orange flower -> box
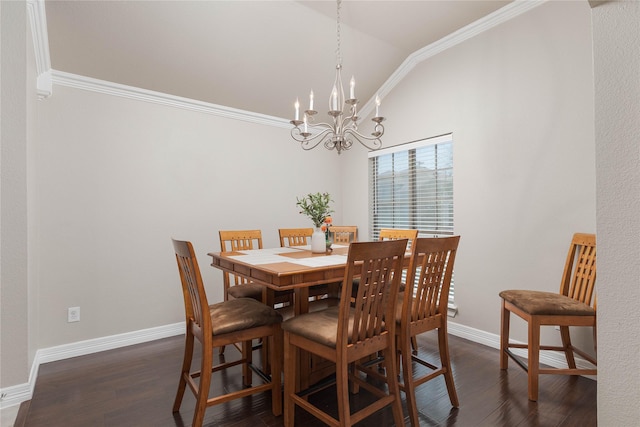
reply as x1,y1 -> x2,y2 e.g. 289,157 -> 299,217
321,224 -> 327,232
324,216 -> 333,225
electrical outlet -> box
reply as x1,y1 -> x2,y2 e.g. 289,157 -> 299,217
68,306 -> 80,322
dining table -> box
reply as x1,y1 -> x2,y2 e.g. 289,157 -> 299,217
209,244 -> 353,387
209,244 -> 351,316
208,243 -> 411,388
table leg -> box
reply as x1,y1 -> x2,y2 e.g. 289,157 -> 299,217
294,287 -> 312,390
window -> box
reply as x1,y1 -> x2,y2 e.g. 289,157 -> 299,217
368,133 -> 456,314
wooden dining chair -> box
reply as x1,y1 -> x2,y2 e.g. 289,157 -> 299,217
282,239 -> 408,427
171,238 -> 283,427
278,227 -> 313,247
351,228 -> 418,296
378,227 -> 418,248
396,236 -> 460,427
330,225 -> 358,245
499,232 -> 597,401
354,228 -> 420,358
219,229 -> 265,302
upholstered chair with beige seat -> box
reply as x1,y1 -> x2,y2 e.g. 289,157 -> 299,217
219,229 -> 266,302
282,239 -> 408,427
499,232 -> 597,401
171,238 -> 283,427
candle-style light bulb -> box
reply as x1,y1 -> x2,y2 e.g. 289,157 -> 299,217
309,90 -> 314,111
375,94 -> 381,117
350,76 -> 355,99
331,86 -> 338,111
303,114 -> 308,133
295,98 -> 300,121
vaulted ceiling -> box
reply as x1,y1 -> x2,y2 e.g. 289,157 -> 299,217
44,1 -> 513,120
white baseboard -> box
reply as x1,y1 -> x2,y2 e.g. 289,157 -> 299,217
448,321 -> 597,375
0,319 -> 595,412
0,322 -> 184,410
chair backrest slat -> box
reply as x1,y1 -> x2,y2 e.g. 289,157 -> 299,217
340,240 -> 407,346
561,233 -> 596,306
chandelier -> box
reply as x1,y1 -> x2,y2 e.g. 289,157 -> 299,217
290,0 -> 385,155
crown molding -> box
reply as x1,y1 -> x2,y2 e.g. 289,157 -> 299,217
34,1 -> 545,127
33,0 -> 548,124
26,0 -> 52,98
367,0 -> 547,115
52,70 -> 291,128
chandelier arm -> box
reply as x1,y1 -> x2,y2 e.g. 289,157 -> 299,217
303,131 -> 336,151
343,127 -> 383,151
291,126 -> 335,150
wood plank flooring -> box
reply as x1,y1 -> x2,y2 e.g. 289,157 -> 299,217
21,332 -> 596,426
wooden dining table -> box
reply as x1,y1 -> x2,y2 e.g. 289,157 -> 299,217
208,244 -> 351,316
209,244 -> 357,387
209,243 -> 413,388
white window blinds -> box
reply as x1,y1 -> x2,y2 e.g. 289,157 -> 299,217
368,133 -> 456,313
368,134 -> 453,238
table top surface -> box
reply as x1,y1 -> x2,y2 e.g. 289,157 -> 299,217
208,245 -> 351,289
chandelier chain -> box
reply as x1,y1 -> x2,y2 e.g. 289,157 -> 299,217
336,0 -> 341,65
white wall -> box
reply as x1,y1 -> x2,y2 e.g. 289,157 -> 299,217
7,3 -> 639,423
343,0 -> 596,350
592,1 -> 640,425
1,0 -> 31,390
33,84 -> 345,348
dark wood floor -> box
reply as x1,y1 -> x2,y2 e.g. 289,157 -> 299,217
21,332 -> 596,427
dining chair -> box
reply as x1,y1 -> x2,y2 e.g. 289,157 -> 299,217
282,239 -> 408,427
499,232 -> 597,401
171,238 -> 283,427
220,229 -> 294,304
330,225 -> 358,245
278,227 -> 313,247
219,229 -> 265,302
352,228 -> 418,296
378,227 -> 418,248
219,229 -> 293,358
376,228 -> 420,353
395,236 -> 460,427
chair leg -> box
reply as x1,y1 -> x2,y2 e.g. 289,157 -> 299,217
382,345 -> 405,427
192,344 -> 213,427
499,300 -> 510,370
438,326 -> 459,407
283,332 -> 297,427
335,355 -> 352,427
528,318 -> 541,401
242,340 -> 253,387
400,334 -> 420,427
173,331 -> 194,412
559,326 -> 577,369
270,329 -> 283,416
